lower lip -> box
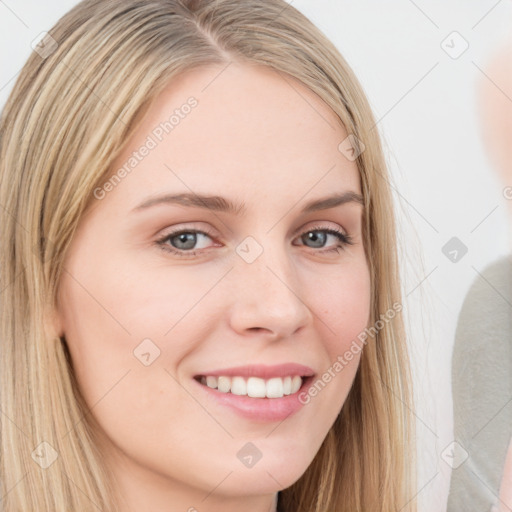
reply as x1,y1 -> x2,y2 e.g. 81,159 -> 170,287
193,376 -> 315,422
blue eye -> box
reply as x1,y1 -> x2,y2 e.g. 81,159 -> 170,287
165,231 -> 209,251
156,228 -> 217,257
298,227 -> 353,252
156,225 -> 353,258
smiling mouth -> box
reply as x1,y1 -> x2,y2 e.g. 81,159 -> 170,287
193,374 -> 308,399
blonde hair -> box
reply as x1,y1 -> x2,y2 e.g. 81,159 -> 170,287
0,1 -> 417,510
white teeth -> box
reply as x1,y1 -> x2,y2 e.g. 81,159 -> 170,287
283,376 -> 292,395
206,376 -> 217,388
231,376 -> 246,395
217,376 -> 231,393
247,377 -> 267,398
200,375 -> 304,398
265,377 -> 283,398
291,376 -> 302,394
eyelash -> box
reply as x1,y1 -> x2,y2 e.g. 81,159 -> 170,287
155,224 -> 354,258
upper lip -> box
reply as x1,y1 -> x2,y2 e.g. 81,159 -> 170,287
195,363 -> 315,380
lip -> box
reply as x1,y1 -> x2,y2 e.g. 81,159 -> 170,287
193,363 -> 315,380
192,365 -> 316,423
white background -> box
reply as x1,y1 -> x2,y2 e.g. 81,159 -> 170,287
2,1 -> 511,511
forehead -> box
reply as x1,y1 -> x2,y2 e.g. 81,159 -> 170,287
102,62 -> 361,211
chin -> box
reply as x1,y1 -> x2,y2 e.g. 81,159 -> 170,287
220,451 -> 313,495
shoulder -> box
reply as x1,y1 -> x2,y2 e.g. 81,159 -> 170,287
455,255 -> 512,338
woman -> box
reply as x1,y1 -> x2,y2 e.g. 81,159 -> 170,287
0,1 -> 416,510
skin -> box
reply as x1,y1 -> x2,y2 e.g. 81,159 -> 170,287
53,62 -> 371,512
477,38 -> 512,222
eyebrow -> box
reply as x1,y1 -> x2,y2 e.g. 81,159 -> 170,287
131,190 -> 364,215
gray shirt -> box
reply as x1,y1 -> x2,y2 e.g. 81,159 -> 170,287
447,256 -> 512,511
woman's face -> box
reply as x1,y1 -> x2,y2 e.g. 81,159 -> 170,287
55,62 -> 371,510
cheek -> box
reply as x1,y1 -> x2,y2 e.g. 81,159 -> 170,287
291,258 -> 370,403
94,254 -> 224,339
290,261 -> 371,460
311,261 -> 371,353
56,272 -> 134,411
57,269 -> 200,455
56,254 -> 218,408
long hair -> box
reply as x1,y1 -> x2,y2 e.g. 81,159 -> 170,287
0,1 -> 417,510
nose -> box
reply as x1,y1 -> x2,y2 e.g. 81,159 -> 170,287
227,242 -> 314,340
